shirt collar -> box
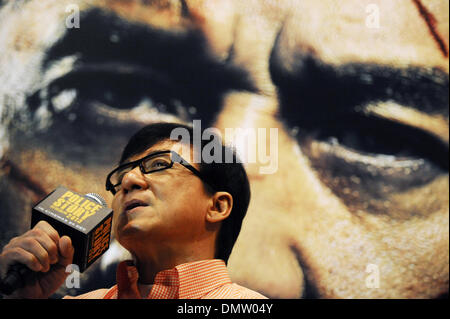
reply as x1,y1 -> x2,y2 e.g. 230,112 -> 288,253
114,259 -> 231,299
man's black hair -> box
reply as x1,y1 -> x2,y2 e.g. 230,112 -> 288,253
119,122 -> 251,264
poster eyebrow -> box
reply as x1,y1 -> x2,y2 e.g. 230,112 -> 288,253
275,56 -> 449,115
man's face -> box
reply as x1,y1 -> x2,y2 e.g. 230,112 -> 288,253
111,141 -> 210,252
0,0 -> 448,298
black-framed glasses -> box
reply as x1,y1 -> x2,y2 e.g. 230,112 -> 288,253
105,150 -> 216,195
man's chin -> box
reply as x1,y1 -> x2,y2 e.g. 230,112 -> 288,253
116,220 -> 159,245
116,221 -> 143,243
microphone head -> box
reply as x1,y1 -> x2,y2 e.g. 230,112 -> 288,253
84,193 -> 107,207
31,186 -> 113,272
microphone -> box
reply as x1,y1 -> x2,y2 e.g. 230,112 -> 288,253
0,186 -> 113,295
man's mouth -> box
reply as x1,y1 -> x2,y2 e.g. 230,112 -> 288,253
123,199 -> 149,213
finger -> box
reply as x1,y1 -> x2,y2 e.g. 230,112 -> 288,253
57,236 -> 74,267
33,233 -> 59,265
32,221 -> 60,245
19,237 -> 51,272
1,247 -> 43,272
18,228 -> 58,265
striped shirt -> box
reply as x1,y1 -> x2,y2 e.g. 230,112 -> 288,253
64,259 -> 267,299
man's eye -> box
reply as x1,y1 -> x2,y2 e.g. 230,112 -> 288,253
153,161 -> 167,167
148,159 -> 171,170
294,112 -> 448,170
48,72 -> 186,114
27,70 -> 196,126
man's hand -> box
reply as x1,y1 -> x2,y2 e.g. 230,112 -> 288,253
0,221 -> 74,298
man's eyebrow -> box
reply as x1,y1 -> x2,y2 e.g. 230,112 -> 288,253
334,62 -> 449,115
123,149 -> 169,163
272,55 -> 449,117
42,7 -> 254,92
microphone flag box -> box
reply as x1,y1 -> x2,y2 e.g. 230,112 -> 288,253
31,186 -> 113,272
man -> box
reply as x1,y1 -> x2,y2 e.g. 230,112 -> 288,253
0,122 -> 266,299
0,0 -> 448,298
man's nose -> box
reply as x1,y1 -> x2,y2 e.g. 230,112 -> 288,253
121,166 -> 148,193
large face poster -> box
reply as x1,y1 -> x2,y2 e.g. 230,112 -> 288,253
0,0 -> 448,299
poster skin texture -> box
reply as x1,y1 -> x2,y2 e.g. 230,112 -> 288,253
0,0 -> 448,298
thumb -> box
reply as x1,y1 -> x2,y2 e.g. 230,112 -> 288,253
57,236 -> 74,267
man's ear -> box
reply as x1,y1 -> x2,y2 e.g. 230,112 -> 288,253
206,192 -> 233,223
